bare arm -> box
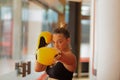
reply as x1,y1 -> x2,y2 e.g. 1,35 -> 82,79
55,52 -> 76,65
60,52 -> 76,65
55,52 -> 77,72
34,61 -> 47,72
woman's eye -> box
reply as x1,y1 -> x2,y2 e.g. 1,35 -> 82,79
58,41 -> 62,43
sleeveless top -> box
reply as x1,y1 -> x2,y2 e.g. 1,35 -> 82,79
46,62 -> 73,80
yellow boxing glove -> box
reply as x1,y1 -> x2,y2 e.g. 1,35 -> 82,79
36,47 -> 59,66
35,31 -> 52,60
37,31 -> 52,49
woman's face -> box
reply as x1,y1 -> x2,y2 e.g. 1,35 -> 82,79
52,33 -> 70,51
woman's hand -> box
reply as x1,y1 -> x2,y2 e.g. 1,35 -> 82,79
54,52 -> 62,61
34,61 -> 47,72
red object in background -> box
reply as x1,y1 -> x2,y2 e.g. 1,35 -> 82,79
80,57 -> 89,63
0,20 -> 13,57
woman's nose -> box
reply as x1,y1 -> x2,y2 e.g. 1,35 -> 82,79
54,43 -> 58,48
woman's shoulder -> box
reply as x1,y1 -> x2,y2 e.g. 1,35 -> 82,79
63,51 -> 77,72
68,51 -> 76,59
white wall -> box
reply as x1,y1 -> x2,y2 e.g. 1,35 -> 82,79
90,0 -> 120,80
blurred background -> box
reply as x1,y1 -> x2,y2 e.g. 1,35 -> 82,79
0,0 -> 90,79
0,0 -> 119,80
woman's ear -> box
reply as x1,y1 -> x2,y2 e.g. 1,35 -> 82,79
67,38 -> 71,43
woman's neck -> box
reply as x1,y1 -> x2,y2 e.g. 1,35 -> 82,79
62,47 -> 71,53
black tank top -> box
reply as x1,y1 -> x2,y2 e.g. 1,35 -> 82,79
46,62 -> 73,80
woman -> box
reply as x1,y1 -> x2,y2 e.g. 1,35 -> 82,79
35,27 -> 77,80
